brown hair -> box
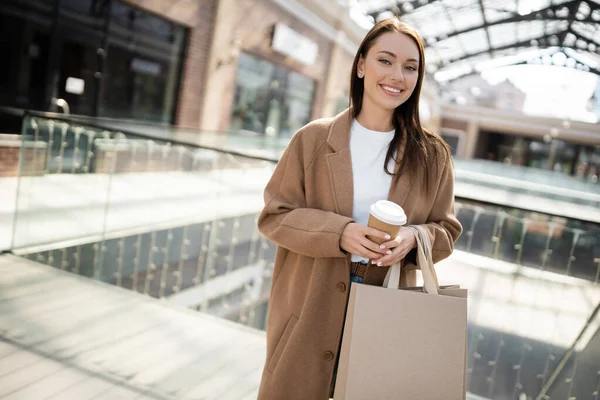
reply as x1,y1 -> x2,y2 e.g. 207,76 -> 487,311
350,18 -> 450,187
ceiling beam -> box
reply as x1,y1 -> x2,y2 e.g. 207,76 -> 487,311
431,27 -> 600,70
439,31 -> 571,66
512,58 -> 600,75
566,22 -> 600,49
363,0 -> 600,73
366,0 -> 441,20
366,0 -> 600,43
515,0 -> 521,47
438,45 -> 600,83
565,1 -> 585,46
438,1 -> 470,59
427,0 -> 599,42
367,0 -> 448,64
477,0 -> 494,58
440,59 -> 600,83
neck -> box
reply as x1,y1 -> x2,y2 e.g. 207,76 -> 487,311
355,100 -> 394,132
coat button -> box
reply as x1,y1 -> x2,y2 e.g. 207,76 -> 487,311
336,282 -> 347,292
324,351 -> 334,361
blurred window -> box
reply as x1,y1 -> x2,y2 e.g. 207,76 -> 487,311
0,0 -> 186,123
441,133 -> 461,156
231,52 -> 315,138
480,131 -> 580,175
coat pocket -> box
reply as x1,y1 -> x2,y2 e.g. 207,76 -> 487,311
267,314 -> 299,373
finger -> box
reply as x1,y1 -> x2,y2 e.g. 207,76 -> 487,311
371,252 -> 393,266
348,241 -> 377,259
359,245 -> 384,260
361,249 -> 381,260
360,237 -> 388,255
377,247 -> 407,267
379,238 -> 402,250
364,227 -> 391,241
370,258 -> 383,266
346,239 -> 385,260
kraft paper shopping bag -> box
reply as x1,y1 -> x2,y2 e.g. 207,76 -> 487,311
334,226 -> 468,400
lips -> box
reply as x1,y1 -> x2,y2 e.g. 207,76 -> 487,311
379,84 -> 403,97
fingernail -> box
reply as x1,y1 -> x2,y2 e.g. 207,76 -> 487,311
372,260 -> 377,265
386,250 -> 392,255
380,244 -> 385,249
377,262 -> 382,267
385,234 -> 391,240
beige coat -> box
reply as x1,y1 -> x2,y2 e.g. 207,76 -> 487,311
256,108 -> 462,400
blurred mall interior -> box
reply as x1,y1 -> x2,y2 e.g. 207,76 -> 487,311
0,0 -> 599,399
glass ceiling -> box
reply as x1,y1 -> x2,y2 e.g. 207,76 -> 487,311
350,0 -> 600,81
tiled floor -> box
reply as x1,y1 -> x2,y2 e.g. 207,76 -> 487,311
0,254 -> 265,400
2,251 -> 599,399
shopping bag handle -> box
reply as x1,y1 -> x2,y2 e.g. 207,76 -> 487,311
384,225 -> 439,295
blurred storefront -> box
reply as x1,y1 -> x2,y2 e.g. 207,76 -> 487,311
440,104 -> 600,183
199,0 -> 359,137
1,0 -> 192,124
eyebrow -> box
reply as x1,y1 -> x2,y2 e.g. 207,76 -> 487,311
377,51 -> 419,63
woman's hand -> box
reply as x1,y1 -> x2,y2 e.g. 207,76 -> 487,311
370,227 -> 417,267
340,223 -> 390,260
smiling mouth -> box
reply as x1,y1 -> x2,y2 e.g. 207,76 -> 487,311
379,84 -> 403,96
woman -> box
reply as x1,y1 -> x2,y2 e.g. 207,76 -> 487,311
256,18 -> 462,399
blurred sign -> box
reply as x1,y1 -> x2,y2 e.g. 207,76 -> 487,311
65,77 -> 85,95
272,23 -> 318,66
131,58 -> 161,76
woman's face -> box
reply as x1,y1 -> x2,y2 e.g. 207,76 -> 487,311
357,32 -> 420,113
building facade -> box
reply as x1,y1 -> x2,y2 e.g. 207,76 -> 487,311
440,104 -> 600,183
1,0 -> 445,137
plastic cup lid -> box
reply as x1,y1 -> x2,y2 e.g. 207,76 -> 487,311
370,200 -> 407,225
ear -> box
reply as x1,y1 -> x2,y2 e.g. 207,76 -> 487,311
357,55 -> 365,77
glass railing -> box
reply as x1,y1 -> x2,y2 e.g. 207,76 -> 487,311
10,113 -> 275,250
454,158 -> 600,194
455,199 -> 600,282
5,110 -> 600,400
39,110 -> 289,161
454,158 -> 600,211
8,112 -> 278,333
11,107 -> 597,213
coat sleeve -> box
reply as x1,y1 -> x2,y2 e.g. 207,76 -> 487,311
405,152 -> 463,269
257,133 -> 354,258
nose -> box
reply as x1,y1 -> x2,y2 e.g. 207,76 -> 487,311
391,67 -> 404,83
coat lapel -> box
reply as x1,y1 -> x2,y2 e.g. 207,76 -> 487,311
326,109 -> 354,218
325,108 -> 413,219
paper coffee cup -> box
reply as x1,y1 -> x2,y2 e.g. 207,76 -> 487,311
366,200 -> 407,245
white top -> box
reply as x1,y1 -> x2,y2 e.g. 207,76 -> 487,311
349,119 -> 396,262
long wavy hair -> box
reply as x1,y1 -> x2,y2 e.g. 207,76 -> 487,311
350,18 -> 450,187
